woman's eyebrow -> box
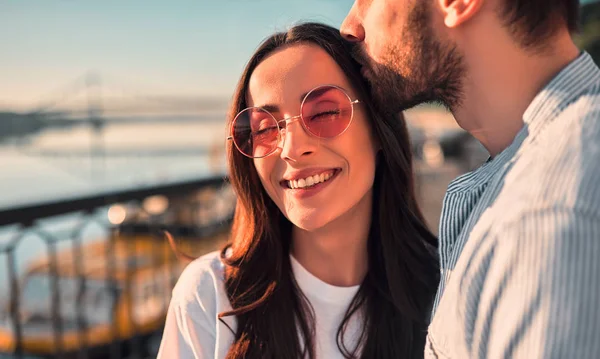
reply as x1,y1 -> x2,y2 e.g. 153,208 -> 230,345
259,104 -> 280,113
254,89 -> 317,112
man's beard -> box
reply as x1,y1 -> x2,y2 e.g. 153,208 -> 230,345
353,1 -> 466,115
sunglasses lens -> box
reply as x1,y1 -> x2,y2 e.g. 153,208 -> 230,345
301,86 -> 353,138
232,108 -> 279,158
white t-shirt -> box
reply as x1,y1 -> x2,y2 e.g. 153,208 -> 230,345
157,250 -> 363,359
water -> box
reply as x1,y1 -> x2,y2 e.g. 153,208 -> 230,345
0,116 -> 228,295
0,116 -> 228,209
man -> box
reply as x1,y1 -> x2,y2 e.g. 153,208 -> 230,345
341,0 -> 600,358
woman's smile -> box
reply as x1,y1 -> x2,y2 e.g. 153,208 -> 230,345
280,168 -> 342,199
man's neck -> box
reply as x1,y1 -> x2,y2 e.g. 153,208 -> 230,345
452,32 -> 580,157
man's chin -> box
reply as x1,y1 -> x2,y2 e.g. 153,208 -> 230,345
367,80 -> 412,114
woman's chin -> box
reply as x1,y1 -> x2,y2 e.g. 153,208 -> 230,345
286,210 -> 333,232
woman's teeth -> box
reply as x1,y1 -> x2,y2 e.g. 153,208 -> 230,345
288,172 -> 333,189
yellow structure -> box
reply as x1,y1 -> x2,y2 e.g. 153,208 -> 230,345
0,228 -> 228,358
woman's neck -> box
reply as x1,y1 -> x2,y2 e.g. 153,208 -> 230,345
290,189 -> 372,287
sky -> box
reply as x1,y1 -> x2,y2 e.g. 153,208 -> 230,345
0,0 -> 351,111
1,0 -> 597,112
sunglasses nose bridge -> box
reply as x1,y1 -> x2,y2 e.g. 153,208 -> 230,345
277,114 -> 302,128
276,114 -> 305,147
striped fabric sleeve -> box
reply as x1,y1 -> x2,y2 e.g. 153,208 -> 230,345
465,207 -> 600,359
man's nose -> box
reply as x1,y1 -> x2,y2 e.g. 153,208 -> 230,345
340,4 -> 365,42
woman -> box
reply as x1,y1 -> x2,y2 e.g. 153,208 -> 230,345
158,22 -> 439,359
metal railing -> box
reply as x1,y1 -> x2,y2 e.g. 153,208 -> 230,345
0,176 -> 235,359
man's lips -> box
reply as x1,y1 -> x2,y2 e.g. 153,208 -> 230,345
361,66 -> 370,78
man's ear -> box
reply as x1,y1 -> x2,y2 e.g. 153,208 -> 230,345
438,0 -> 484,28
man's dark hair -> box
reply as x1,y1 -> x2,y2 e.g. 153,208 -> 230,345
499,0 -> 580,50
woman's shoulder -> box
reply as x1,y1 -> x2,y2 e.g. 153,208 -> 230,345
159,251 -> 233,358
170,250 -> 228,315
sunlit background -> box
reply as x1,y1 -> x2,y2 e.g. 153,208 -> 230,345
0,1 -> 598,358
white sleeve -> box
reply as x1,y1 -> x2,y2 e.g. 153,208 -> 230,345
157,298 -> 217,359
157,253 -> 224,359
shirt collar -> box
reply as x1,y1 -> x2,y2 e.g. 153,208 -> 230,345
523,51 -> 600,139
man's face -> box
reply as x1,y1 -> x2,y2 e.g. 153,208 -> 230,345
341,0 -> 466,114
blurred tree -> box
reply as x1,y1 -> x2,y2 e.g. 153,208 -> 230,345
575,1 -> 600,63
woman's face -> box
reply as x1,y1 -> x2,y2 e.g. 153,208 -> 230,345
246,43 -> 378,231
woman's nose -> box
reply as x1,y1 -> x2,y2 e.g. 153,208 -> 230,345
279,117 -> 317,163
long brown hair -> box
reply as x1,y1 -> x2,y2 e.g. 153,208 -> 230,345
221,22 -> 439,359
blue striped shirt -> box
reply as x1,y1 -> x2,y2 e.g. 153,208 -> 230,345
425,52 -> 600,358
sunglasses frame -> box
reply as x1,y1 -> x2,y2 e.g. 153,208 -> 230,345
227,84 -> 360,159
